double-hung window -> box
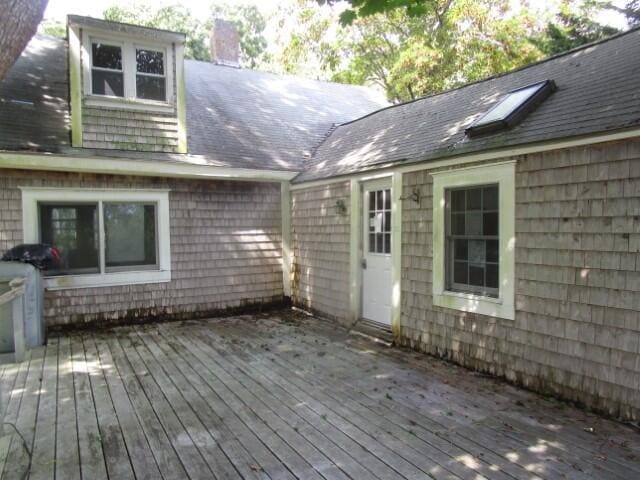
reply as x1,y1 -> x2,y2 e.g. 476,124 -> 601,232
446,185 -> 499,296
86,37 -> 172,105
432,162 -> 515,320
21,188 -> 171,290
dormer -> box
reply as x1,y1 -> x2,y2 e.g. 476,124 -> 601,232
67,15 -> 187,153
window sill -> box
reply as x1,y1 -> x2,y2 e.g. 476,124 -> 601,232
43,270 -> 171,291
84,95 -> 175,114
433,290 -> 514,320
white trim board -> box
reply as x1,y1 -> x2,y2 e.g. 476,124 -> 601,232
0,152 -> 297,182
21,187 -> 172,290
290,127 -> 640,190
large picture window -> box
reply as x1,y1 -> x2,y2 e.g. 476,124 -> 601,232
432,162 -> 515,320
21,188 -> 171,290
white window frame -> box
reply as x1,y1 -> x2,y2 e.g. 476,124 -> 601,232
20,187 -> 172,290
81,29 -> 175,112
432,161 -> 515,320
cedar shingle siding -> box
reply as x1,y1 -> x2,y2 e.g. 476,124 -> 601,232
291,182 -> 351,323
82,107 -> 180,152
293,139 -> 640,419
0,169 -> 284,326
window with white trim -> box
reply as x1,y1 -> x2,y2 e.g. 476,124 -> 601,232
21,188 -> 171,290
432,162 -> 515,320
86,36 -> 173,105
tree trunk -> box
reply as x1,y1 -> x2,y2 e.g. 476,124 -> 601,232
0,0 -> 49,80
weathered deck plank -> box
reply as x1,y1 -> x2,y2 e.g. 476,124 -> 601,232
1,312 -> 638,480
30,339 -> 60,480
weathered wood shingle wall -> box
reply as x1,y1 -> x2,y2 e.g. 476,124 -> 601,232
291,182 -> 351,323
0,169 -> 283,326
400,138 -> 640,420
82,107 -> 179,152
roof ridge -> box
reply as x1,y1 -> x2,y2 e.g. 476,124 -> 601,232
185,58 -> 389,95
332,25 -> 640,130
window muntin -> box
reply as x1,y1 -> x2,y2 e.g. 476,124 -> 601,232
38,201 -> 159,277
135,48 -> 166,101
91,42 -> 124,97
368,188 -> 391,254
104,203 -> 158,270
446,185 -> 499,297
39,204 -> 100,275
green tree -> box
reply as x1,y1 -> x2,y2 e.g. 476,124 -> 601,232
536,0 -> 619,56
605,0 -> 640,25
103,5 -> 210,61
317,0 -> 437,25
41,19 -> 66,38
280,0 -> 546,102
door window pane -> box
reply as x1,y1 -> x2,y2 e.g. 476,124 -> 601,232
367,188 -> 391,254
39,204 -> 99,275
104,203 -> 157,269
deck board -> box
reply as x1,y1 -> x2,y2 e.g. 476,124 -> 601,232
1,311 -> 639,479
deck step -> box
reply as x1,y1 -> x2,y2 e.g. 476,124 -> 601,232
349,319 -> 394,345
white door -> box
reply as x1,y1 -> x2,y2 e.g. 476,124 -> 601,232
361,181 -> 392,326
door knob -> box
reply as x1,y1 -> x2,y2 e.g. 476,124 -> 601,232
361,258 -> 367,269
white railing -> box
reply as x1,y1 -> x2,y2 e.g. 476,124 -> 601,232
0,278 -> 26,364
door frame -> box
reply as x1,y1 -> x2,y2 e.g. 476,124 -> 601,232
348,172 -> 403,336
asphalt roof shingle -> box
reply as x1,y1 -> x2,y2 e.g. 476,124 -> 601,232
1,27 -> 639,181
294,28 -> 640,182
0,34 -> 387,171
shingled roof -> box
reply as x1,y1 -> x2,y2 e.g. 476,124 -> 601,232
295,27 -> 640,183
1,27 -> 639,180
0,33 -> 387,171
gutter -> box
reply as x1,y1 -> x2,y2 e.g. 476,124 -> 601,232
290,127 -> 640,190
0,151 -> 298,182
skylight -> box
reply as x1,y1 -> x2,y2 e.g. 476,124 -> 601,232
465,80 -> 556,137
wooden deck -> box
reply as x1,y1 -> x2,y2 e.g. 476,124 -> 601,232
1,312 -> 639,479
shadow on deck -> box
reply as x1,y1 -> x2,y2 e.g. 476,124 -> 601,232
1,310 -> 639,479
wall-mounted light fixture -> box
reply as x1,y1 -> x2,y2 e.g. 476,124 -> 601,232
400,187 -> 421,205
335,199 -> 348,216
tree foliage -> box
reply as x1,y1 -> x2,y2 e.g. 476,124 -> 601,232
276,0 -> 546,102
104,5 -> 210,60
535,0 -> 619,55
317,0 -> 437,25
102,3 -> 268,66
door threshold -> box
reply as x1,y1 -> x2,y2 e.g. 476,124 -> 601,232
350,318 -> 394,345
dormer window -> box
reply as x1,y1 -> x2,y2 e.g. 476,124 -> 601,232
82,34 -> 173,106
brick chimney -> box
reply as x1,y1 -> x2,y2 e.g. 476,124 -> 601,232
210,19 -> 240,67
